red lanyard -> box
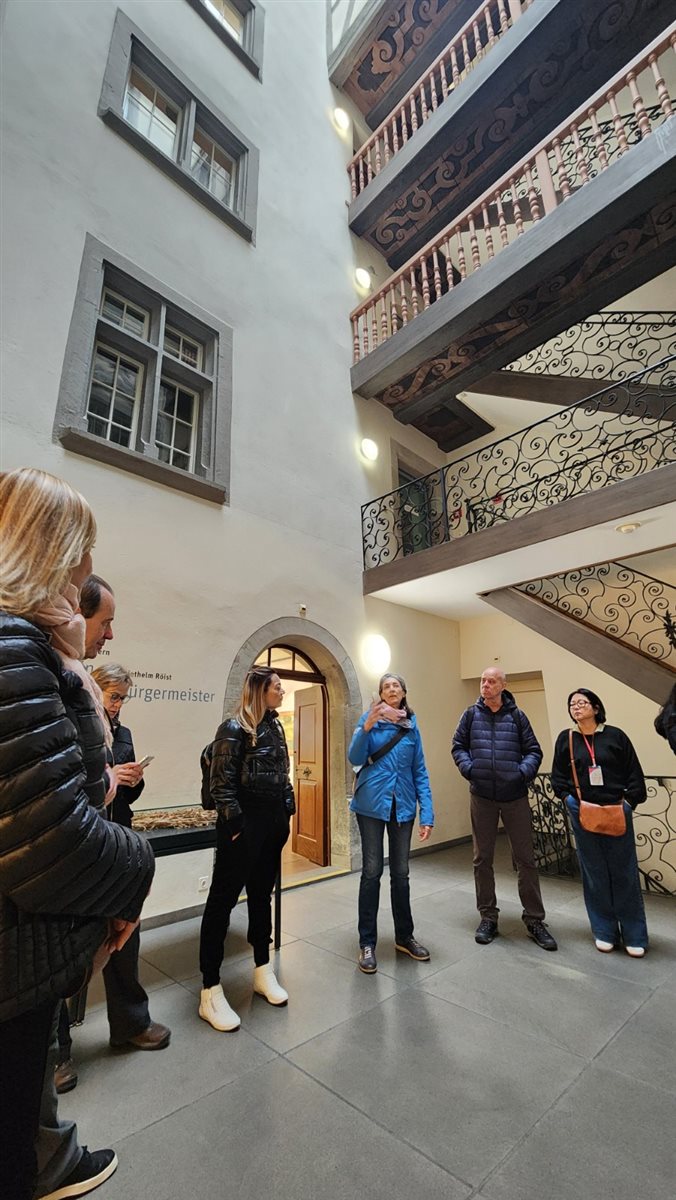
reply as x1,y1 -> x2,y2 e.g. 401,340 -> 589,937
580,732 -> 596,767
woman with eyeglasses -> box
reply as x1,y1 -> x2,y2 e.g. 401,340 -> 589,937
92,664 -> 145,828
198,667 -> 296,1031
551,688 -> 648,957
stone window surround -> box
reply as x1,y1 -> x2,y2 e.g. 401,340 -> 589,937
184,0 -> 265,80
98,9 -> 259,241
54,234 -> 232,505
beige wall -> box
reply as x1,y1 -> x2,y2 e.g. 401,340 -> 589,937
459,611 -> 675,775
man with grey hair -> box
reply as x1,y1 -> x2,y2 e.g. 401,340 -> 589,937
452,666 -> 557,951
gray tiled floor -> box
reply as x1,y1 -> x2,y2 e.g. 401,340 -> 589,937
59,841 -> 675,1199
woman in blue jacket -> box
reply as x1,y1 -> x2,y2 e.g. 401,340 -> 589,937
349,673 -> 434,974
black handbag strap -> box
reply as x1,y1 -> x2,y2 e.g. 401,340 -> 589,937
568,729 -> 583,803
365,723 -> 408,766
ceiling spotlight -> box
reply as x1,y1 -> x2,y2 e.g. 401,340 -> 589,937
615,522 -> 641,534
333,107 -> 350,132
360,438 -> 379,461
355,266 -> 371,289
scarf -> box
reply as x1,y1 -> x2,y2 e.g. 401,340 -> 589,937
33,583 -> 112,750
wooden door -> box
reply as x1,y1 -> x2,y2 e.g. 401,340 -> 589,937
292,684 -> 327,865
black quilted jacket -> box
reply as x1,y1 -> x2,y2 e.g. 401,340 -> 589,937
451,690 -> 543,803
108,718 -> 145,829
210,710 -> 296,834
0,613 -> 155,1021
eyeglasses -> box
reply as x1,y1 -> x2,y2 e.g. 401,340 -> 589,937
106,692 -> 131,705
569,699 -> 592,710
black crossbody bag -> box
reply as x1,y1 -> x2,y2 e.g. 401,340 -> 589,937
352,724 -> 408,795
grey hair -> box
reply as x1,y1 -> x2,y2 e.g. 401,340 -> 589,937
91,662 -> 133,691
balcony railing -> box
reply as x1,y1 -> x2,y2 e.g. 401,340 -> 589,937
361,356 -> 676,569
529,774 -> 676,896
517,563 -> 676,669
351,29 -> 675,363
348,0 -> 531,200
504,310 -> 676,383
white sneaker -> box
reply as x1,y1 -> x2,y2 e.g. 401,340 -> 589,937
625,946 -> 646,958
595,939 -> 615,953
199,984 -> 240,1030
253,963 -> 288,1006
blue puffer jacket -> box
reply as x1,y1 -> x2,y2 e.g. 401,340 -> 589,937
451,691 -> 542,802
349,714 -> 434,826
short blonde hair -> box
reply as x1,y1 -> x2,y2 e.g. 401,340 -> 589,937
92,663 -> 133,691
0,467 -> 97,616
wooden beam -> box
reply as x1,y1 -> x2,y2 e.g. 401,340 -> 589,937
481,587 -> 674,703
362,462 -> 676,592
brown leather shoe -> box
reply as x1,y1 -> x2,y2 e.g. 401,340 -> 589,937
111,1021 -> 171,1050
54,1057 -> 78,1094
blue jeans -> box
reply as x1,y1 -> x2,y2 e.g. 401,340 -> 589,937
565,796 -> 648,948
356,804 -> 414,948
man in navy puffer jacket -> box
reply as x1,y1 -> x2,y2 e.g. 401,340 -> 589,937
452,667 -> 557,951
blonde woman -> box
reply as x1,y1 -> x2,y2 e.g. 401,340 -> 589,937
199,667 -> 296,1031
0,467 -> 154,1200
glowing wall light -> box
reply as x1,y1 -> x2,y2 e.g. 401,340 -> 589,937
361,634 -> 391,676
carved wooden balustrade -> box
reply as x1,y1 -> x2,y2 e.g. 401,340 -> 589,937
348,0 -> 531,200
351,28 -> 675,364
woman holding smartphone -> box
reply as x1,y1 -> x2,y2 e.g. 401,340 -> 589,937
349,673 -> 434,974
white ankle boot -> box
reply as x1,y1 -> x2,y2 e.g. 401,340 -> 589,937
253,964 -> 288,1006
199,984 -> 241,1030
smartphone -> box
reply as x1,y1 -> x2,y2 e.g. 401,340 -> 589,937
137,755 -> 154,769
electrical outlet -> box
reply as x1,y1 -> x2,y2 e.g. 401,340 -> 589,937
198,876 -> 210,892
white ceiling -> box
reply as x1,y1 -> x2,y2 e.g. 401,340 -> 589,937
369,501 -> 676,619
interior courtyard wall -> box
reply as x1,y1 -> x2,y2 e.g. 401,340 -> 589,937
0,0 -> 455,920
460,611 -> 675,775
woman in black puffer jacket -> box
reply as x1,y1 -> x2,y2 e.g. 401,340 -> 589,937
0,467 -> 154,1200
198,667 -> 295,1032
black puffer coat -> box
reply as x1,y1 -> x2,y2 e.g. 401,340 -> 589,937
210,709 -> 296,834
0,614 -> 155,1021
452,690 -> 542,802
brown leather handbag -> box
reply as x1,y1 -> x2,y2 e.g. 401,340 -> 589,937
568,730 -> 626,836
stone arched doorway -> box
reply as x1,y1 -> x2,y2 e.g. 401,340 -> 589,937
223,618 -> 363,872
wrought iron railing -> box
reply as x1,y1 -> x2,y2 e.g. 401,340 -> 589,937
518,563 -> 676,669
362,357 -> 676,569
350,30 -> 675,362
529,774 -> 676,896
503,311 -> 676,384
348,0 -> 530,199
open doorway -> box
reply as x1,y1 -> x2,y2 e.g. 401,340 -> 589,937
254,644 -> 332,883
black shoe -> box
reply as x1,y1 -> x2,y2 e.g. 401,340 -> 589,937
475,919 -> 498,945
54,1057 -> 78,1095
526,920 -> 558,951
395,936 -> 430,961
40,1147 -> 118,1199
358,945 -> 377,973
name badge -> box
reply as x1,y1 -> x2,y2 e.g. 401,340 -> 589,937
588,765 -> 604,786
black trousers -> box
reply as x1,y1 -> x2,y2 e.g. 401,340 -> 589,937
102,924 -> 150,1043
199,805 -> 289,987
0,1000 -> 57,1200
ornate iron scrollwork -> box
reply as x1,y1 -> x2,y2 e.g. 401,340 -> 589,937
503,310 -> 676,383
362,355 -> 676,569
518,563 -> 676,668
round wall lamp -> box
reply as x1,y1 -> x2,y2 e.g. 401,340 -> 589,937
333,107 -> 350,132
360,438 -> 379,462
354,266 -> 372,290
361,633 -> 391,676
615,522 -> 641,534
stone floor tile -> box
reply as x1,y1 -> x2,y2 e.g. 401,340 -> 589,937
478,1065 -> 676,1200
594,988 -> 676,1095
288,989 -> 585,1186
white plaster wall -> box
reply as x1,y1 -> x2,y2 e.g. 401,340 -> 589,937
0,0 -> 458,917
459,612 -> 675,775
